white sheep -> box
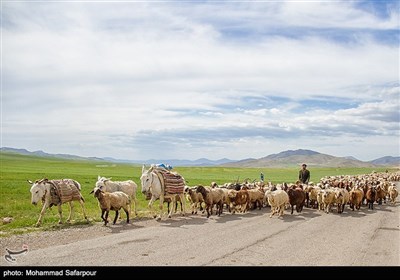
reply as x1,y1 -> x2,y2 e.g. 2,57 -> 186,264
316,189 -> 325,211
264,189 -> 289,218
305,185 -> 321,209
334,188 -> 349,214
185,186 -> 205,214
95,176 -> 137,216
91,187 -> 131,225
246,188 -> 265,210
388,185 -> 398,205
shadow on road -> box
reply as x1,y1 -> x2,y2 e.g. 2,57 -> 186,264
116,197 -> 398,230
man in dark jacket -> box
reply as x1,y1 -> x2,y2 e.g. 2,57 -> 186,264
299,163 -> 310,184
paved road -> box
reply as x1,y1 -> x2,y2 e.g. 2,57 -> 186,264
11,195 -> 399,266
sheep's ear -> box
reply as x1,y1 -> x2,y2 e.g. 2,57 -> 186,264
142,165 -> 145,174
98,175 -> 101,180
27,180 -> 33,184
108,177 -> 112,180
89,190 -> 94,194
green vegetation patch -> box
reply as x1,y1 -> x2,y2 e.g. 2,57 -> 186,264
0,152 -> 392,236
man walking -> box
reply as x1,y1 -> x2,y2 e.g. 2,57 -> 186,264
299,163 -> 310,184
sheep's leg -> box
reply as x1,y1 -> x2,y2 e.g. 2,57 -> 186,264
191,202 -> 196,214
269,207 -> 275,218
201,202 -> 206,214
218,202 -> 223,216
281,205 -> 285,216
66,202 -> 73,223
127,203 -> 131,220
230,203 -> 235,214
131,196 -> 137,217
78,199 -> 89,221
124,208 -> 130,224
113,210 -> 119,224
101,210 -> 106,223
57,204 -> 63,224
36,202 -> 49,227
104,211 -> 109,226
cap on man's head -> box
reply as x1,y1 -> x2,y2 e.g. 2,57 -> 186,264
302,163 -> 307,167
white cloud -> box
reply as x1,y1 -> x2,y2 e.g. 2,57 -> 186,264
2,1 -> 399,161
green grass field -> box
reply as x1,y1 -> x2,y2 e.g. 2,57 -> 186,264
0,152 -> 394,236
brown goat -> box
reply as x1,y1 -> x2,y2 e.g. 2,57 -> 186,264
228,189 -> 250,214
287,187 -> 306,214
365,186 -> 376,210
93,188 -> 130,225
196,185 -> 224,218
349,188 -> 364,211
375,186 -> 386,205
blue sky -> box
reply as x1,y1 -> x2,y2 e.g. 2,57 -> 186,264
1,0 -> 399,161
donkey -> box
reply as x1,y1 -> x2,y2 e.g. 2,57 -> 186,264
140,165 -> 186,220
28,178 -> 88,226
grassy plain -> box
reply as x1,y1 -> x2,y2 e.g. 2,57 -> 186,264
0,152 -> 393,236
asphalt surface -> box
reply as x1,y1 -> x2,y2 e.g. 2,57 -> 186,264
8,193 -> 399,267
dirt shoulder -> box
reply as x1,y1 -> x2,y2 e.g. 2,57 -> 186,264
0,217 -> 162,254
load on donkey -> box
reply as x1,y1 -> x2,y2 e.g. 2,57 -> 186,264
140,164 -> 186,220
28,178 -> 88,226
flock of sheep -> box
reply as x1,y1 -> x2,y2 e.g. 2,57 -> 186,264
183,171 -> 399,220
29,170 -> 399,226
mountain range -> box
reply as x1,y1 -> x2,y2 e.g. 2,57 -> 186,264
1,147 -> 399,168
221,149 -> 399,168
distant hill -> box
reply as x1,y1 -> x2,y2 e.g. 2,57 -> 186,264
221,149 -> 380,168
108,157 -> 236,166
0,147 -> 235,167
1,147 -> 398,168
0,147 -> 104,161
369,156 -> 400,166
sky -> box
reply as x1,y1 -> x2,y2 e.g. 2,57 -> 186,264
1,0 -> 399,162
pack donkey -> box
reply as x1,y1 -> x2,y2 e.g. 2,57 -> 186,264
28,178 -> 88,226
140,165 -> 186,220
